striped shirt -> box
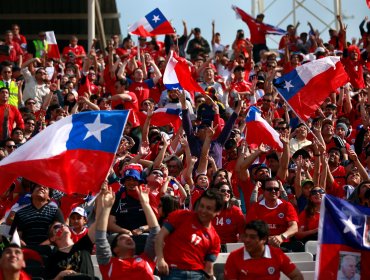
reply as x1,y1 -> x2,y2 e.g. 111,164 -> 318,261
10,202 -> 64,245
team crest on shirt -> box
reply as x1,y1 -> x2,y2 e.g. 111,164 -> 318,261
278,212 -> 285,219
226,218 -> 231,225
135,257 -> 143,262
267,266 -> 275,275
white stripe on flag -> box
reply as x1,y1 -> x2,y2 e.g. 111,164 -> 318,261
297,56 -> 340,85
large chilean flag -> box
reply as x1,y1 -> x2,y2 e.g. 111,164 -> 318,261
274,56 -> 348,121
316,195 -> 370,279
128,8 -> 174,37
0,111 -> 129,195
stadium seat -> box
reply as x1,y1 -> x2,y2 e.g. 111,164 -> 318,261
285,252 -> 314,262
293,261 -> 315,271
91,255 -> 102,279
215,252 -> 229,263
305,240 -> 318,257
281,270 -> 315,280
225,242 -> 243,252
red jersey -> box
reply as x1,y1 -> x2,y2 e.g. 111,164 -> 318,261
224,245 -> 296,280
70,227 -> 88,243
62,45 -> 86,67
0,270 -> 31,280
246,199 -> 298,236
191,186 -> 207,210
212,206 -> 245,244
0,42 -> 23,63
99,253 -> 155,280
330,165 -> 346,187
163,210 -> 220,271
298,210 -> 319,232
112,91 -> 140,128
341,57 -> 365,89
128,79 -> 155,105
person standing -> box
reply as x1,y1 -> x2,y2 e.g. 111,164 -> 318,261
155,189 -> 222,279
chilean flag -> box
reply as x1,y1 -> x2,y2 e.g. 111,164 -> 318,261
232,5 -> 286,36
45,31 -> 60,59
274,56 -> 348,121
0,111 -> 129,195
137,108 -> 182,132
367,0 -> 370,8
128,8 -> 174,37
245,106 -> 283,152
316,195 -> 370,279
163,51 -> 205,95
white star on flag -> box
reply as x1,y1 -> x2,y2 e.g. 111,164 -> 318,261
341,215 -> 360,236
283,80 -> 294,92
152,15 -> 160,23
84,114 -> 112,143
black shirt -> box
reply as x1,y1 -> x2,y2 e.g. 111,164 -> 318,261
46,234 -> 94,279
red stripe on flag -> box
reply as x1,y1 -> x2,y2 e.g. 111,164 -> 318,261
0,150 -> 114,195
47,44 -> 60,60
174,60 -> 205,94
246,121 -> 282,152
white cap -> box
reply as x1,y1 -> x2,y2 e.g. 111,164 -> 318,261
70,207 -> 87,218
314,47 -> 325,54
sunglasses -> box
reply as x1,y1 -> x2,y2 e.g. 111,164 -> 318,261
52,224 -> 66,231
310,189 -> 325,195
263,99 -> 272,102
6,145 -> 16,149
220,189 -> 231,194
151,171 -> 164,177
26,102 -> 36,105
265,187 -> 280,192
26,122 -> 35,126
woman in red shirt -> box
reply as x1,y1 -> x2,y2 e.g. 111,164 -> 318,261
296,187 -> 325,243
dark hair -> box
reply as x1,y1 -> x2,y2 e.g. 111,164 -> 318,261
261,177 -> 279,190
212,182 -> 234,198
115,78 -> 128,87
266,152 -> 279,162
233,65 -> 245,73
199,189 -> 223,212
348,180 -> 370,205
210,168 -> 231,188
158,195 -> 180,225
245,220 -> 269,240
328,147 -> 343,160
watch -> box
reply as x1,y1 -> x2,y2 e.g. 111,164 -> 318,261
281,233 -> 288,241
139,226 -> 146,231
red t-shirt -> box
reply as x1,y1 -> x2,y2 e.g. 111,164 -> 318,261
99,253 -> 155,280
128,79 -> 155,105
62,45 -> 86,67
212,206 -> 245,244
341,57 -> 365,89
246,199 -> 298,236
163,210 -> 220,271
190,186 -> 207,210
298,210 -> 320,232
113,91 -> 140,128
0,42 -> 23,63
224,245 -> 296,280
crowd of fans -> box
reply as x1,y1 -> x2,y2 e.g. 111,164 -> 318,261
0,12 -> 370,280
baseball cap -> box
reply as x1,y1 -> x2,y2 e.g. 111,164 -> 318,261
314,47 -> 325,54
70,207 -> 87,218
120,169 -> 143,183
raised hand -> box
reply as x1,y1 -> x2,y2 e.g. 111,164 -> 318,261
137,185 -> 150,204
100,186 -> 115,209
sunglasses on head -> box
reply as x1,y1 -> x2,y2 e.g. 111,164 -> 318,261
265,187 -> 280,192
310,189 -> 325,195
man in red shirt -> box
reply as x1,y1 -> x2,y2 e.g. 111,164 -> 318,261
62,35 -> 86,68
155,189 -> 222,279
0,244 -> 31,280
0,30 -> 23,66
0,87 -> 24,141
246,178 -> 298,248
95,184 -> 160,280
224,220 -> 303,280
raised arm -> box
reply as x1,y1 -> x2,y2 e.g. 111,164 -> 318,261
95,184 -> 115,265
196,126 -> 215,175
276,130 -> 290,181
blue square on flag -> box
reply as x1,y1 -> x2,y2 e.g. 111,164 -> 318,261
66,111 -> 128,153
145,8 -> 167,29
274,70 -> 305,101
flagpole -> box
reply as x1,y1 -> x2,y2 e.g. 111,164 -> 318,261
275,89 -> 322,144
